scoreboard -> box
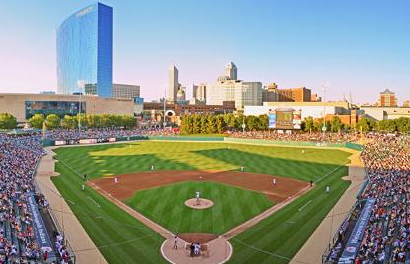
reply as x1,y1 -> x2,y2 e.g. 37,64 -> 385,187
268,108 -> 302,130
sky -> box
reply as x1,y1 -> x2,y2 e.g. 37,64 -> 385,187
0,0 -> 409,104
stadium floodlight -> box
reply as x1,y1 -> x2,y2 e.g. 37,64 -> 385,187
322,83 -> 329,137
77,80 -> 86,133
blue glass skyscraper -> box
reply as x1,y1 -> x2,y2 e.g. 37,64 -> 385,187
57,3 -> 113,97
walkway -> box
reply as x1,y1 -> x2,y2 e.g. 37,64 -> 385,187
36,148 -> 108,264
290,150 -> 366,264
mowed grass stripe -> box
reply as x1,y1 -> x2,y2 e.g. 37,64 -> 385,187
52,164 -> 167,264
52,141 -> 352,264
227,168 -> 350,264
125,181 -> 274,235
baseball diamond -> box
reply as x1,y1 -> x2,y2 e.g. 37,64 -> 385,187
45,140 -> 355,264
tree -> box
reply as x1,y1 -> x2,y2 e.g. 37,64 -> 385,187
44,114 -> 60,129
122,115 -> 136,129
343,123 -> 351,132
330,116 -> 343,132
215,115 -> 227,134
356,117 -> 373,132
192,114 -> 201,134
200,115 -> 207,134
61,115 -> 77,130
258,115 -> 268,130
224,113 -> 236,129
234,115 -> 245,130
0,113 -> 17,129
303,117 -> 314,133
28,114 -> 45,129
206,115 -> 217,134
313,118 -> 325,132
245,116 -> 260,131
88,114 -> 101,128
180,115 -> 193,134
395,117 -> 410,133
377,119 -> 397,133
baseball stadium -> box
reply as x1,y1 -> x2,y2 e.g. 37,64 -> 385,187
0,124 -> 368,264
1,1 -> 408,263
2,124 -> 410,264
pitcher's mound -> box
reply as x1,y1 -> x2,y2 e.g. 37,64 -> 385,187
185,198 -> 214,209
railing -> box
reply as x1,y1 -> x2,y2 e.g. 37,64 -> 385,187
321,202 -> 358,263
44,134 -> 364,149
224,137 -> 347,147
33,156 -> 77,264
148,135 -> 224,141
45,204 -> 77,264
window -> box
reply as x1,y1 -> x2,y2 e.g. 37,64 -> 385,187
25,101 -> 86,119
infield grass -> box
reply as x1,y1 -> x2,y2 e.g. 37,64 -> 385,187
125,181 -> 274,234
51,141 -> 353,264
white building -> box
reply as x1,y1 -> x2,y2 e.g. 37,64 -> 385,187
245,101 -> 350,119
193,83 -> 206,102
168,64 -> 179,102
207,80 -> 262,110
360,106 -> 410,121
206,62 -> 262,110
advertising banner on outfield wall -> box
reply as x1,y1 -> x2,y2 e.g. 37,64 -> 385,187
268,108 -> 276,129
338,198 -> 376,263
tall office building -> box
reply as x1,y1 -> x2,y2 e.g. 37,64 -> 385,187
193,83 -> 206,102
56,3 -> 113,97
379,89 -> 397,107
207,63 -> 261,109
112,84 -> 140,99
225,62 -> 237,80
207,80 -> 262,110
168,64 -> 179,102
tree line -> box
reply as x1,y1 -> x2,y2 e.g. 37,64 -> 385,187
1,111 -> 410,133
180,114 -> 410,134
179,113 -> 268,134
0,113 -> 136,130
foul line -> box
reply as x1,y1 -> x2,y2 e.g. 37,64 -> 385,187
87,196 -> 101,208
55,156 -> 83,179
231,238 -> 312,264
314,163 -> 347,184
298,200 -> 312,212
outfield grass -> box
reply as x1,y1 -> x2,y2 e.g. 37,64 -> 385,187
125,181 -> 274,234
51,141 -> 352,264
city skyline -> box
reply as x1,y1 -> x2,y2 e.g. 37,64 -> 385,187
0,0 -> 409,104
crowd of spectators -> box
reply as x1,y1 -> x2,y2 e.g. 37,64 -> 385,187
43,127 -> 175,141
327,134 -> 410,263
0,134 -> 46,263
2,127 -> 408,263
354,135 -> 410,263
54,233 -> 69,264
228,131 -> 362,143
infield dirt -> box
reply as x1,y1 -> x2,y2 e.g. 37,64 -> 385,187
91,170 -> 310,203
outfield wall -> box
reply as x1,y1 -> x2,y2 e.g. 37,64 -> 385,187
224,137 -> 345,147
148,136 -> 224,142
42,135 -> 363,150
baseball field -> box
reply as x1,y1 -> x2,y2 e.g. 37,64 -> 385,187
51,141 -> 352,264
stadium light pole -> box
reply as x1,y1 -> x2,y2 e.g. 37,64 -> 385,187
242,114 -> 245,133
77,80 -> 86,134
241,86 -> 246,133
322,83 -> 329,138
163,88 -> 167,128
